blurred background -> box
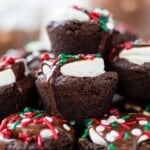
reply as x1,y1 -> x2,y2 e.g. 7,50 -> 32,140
0,0 -> 150,55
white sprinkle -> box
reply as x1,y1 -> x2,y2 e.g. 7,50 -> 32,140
21,118 -> 31,123
44,116 -> 53,122
139,120 -> 148,126
96,125 -> 105,133
106,133 -> 116,142
101,119 -> 110,126
102,10 -> 109,16
105,130 -> 119,142
131,128 -> 142,136
110,130 -> 119,137
40,129 -> 52,139
55,128 -> 59,134
107,115 -> 117,123
117,119 -> 125,124
107,22 -> 114,30
63,124 -> 71,131
69,120 -> 76,126
143,111 -> 150,116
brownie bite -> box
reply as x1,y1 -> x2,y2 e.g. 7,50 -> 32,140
79,109 -> 150,150
36,53 -> 118,120
110,42 -> 150,100
0,107 -> 75,150
0,56 -> 37,121
47,6 -> 115,56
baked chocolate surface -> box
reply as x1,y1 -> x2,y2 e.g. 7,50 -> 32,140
110,55 -> 150,100
36,54 -> 118,120
0,56 -> 38,121
0,107 -> 75,150
47,20 -> 110,57
79,110 -> 150,150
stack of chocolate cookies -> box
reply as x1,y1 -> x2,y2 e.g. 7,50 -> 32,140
0,5 -> 150,150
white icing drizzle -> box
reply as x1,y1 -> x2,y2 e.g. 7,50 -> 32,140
60,58 -> 105,77
119,47 -> 150,65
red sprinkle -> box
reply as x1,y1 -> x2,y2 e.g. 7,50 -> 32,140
44,118 -> 59,140
25,137 -> 31,143
52,116 -> 67,123
21,119 -> 33,127
120,123 -> 130,130
84,54 -> 95,60
41,53 -> 51,61
144,131 -> 150,138
33,118 -> 43,124
53,57 -> 61,65
90,11 -> 100,22
117,131 -> 124,140
0,118 -> 9,131
37,135 -> 43,147
136,117 -> 147,120
24,112 -> 36,118
9,115 -> 20,123
125,121 -> 136,126
100,124 -> 111,130
2,128 -> 12,138
124,42 -> 132,49
94,118 -> 101,125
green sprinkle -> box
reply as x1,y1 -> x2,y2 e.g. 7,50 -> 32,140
111,122 -> 119,128
81,128 -> 89,138
19,112 -> 25,118
145,105 -> 150,112
124,132 -> 130,140
74,55 -> 80,60
58,53 -> 67,59
24,107 -> 31,113
35,112 -> 43,118
85,119 -> 93,127
121,115 -> 130,120
12,120 -> 20,130
144,122 -> 150,131
59,59 -> 67,64
109,143 -> 117,150
95,53 -> 101,57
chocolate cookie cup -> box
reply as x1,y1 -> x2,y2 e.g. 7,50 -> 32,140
47,6 -> 115,57
79,109 -> 150,150
36,53 -> 118,120
0,56 -> 38,121
110,42 -> 150,100
0,107 -> 75,150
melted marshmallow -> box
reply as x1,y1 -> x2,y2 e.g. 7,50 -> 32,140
60,58 -> 105,77
89,127 -> 107,146
51,7 -> 90,22
0,69 -> 16,87
119,47 -> 150,65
